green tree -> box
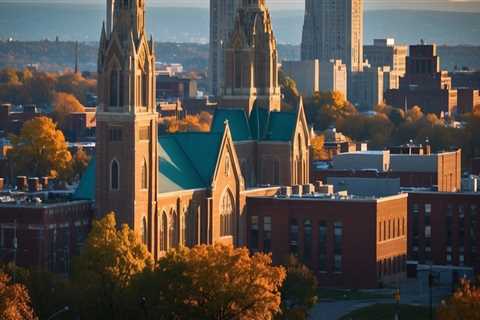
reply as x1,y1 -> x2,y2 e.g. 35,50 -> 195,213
278,257 -> 318,320
72,213 -> 153,320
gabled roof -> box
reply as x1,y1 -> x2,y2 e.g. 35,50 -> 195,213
211,106 -> 298,142
264,111 -> 297,141
211,109 -> 252,141
158,132 -> 224,193
73,158 -> 96,201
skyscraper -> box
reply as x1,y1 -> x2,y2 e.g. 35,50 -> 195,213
301,0 -> 364,73
209,0 -> 241,96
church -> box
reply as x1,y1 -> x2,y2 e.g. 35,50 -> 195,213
76,0 -> 311,259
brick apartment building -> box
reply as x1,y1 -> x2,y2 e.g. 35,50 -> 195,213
408,192 -> 480,273
246,187 -> 408,289
0,194 -> 93,273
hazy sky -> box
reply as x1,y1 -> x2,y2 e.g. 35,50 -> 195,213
0,0 -> 479,11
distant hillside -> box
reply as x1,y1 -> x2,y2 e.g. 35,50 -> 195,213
1,41 -> 479,73
1,4 -> 480,45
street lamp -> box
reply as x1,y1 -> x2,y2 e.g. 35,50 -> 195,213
394,288 -> 401,320
47,306 -> 69,320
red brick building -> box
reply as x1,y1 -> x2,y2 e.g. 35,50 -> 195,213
0,199 -> 93,273
408,192 -> 480,273
246,191 -> 408,289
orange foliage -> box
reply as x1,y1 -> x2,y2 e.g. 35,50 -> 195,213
438,278 -> 480,320
164,112 -> 212,133
53,92 -> 85,125
0,273 -> 37,320
311,135 -> 328,161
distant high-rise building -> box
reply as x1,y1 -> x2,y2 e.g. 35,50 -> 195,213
301,0 -> 364,73
209,0 -> 241,96
364,39 -> 408,77
385,44 -> 458,115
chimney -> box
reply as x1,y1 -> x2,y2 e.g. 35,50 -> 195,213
16,176 -> 28,191
28,177 -> 41,192
291,185 -> 303,197
40,177 -> 49,190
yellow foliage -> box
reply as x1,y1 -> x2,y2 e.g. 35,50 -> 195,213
437,278 -> 480,320
8,116 -> 72,178
406,106 -> 424,123
158,244 -> 286,320
53,92 -> 85,126
0,273 -> 37,320
164,112 -> 212,133
311,135 -> 328,161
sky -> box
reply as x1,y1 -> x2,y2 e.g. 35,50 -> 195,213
0,0 -> 480,11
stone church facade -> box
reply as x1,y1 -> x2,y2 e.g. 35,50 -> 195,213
78,0 -> 310,259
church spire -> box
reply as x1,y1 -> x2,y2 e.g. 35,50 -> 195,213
112,0 -> 146,42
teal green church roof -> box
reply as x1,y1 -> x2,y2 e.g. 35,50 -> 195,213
211,107 -> 298,142
74,131 -> 225,199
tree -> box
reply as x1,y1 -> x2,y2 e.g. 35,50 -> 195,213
160,112 -> 212,133
279,70 -> 300,110
8,116 -> 72,178
311,135 -> 328,161
278,257 -> 318,320
71,147 -> 91,181
0,272 -> 37,320
131,244 -> 286,320
437,278 -> 480,320
305,91 -> 357,130
72,213 -> 153,320
53,92 -> 85,126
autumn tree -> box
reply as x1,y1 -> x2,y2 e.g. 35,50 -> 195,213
71,147 -> 91,181
53,92 -> 85,126
160,111 -> 212,133
311,134 -> 328,161
55,72 -> 96,105
279,70 -> 300,110
8,116 -> 72,178
305,91 -> 357,130
437,278 -> 480,320
72,213 -> 153,320
277,257 -> 318,320
131,244 -> 286,320
0,272 -> 37,320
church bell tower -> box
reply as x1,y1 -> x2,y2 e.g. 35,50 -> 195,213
96,0 -> 157,249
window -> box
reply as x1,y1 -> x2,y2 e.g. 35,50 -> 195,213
425,204 -> 432,214
220,190 -> 234,236
170,210 -> 178,248
141,217 -> 147,245
110,70 -> 119,107
318,221 -> 327,272
303,220 -> 312,264
289,219 -> 299,256
334,255 -> 342,273
110,160 -> 119,190
109,127 -> 123,141
141,160 -> 148,190
141,73 -> 148,107
263,216 -> 272,253
180,211 -> 187,246
250,216 -> 259,251
187,207 -> 198,246
334,222 -> 343,254
160,212 -> 167,251
425,226 -> 431,239
225,156 -> 231,176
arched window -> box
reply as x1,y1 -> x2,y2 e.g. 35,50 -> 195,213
110,70 -> 119,107
160,212 -> 168,251
142,73 -> 148,107
170,210 -> 178,248
141,216 -> 147,245
220,190 -> 234,237
141,160 -> 148,190
187,207 -> 197,246
225,155 -> 231,176
110,160 -> 119,190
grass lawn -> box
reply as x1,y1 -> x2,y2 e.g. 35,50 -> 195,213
317,289 -> 391,301
339,303 -> 431,320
